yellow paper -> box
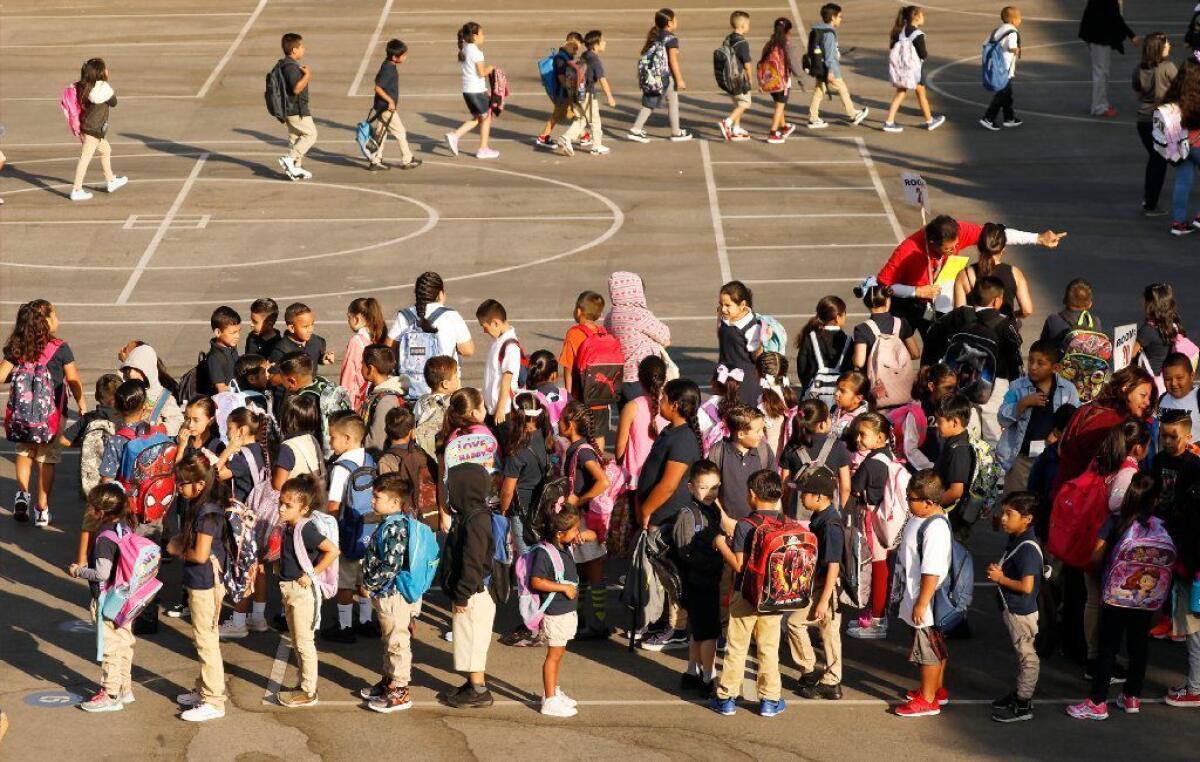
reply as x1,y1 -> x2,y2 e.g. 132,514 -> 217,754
935,255 -> 970,285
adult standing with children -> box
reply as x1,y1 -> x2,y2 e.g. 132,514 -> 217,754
605,271 -> 672,404
1078,0 -> 1140,117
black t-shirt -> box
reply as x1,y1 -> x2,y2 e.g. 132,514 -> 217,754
781,433 -> 852,476
729,32 -> 752,65
503,431 -> 549,510
270,332 -> 326,369
280,58 -> 310,117
937,432 -> 975,509
228,443 -> 264,502
581,50 -> 605,91
637,423 -> 702,525
280,519 -> 325,581
682,499 -> 725,584
1136,323 -> 1171,375
851,313 -> 914,364
1041,309 -> 1103,347
1021,399 -> 1055,455
205,339 -> 238,391
851,447 -> 892,506
529,542 -> 579,616
1154,449 -> 1200,517
809,507 -> 845,581
999,528 -> 1042,615
373,60 -> 399,112
183,503 -> 227,590
564,439 -> 600,499
246,330 -> 281,360
796,327 -> 851,389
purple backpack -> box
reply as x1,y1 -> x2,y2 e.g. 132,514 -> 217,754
1101,517 -> 1176,611
4,339 -> 64,444
95,524 -> 162,660
515,542 -> 566,633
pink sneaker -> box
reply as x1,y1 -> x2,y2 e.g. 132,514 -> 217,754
1066,699 -> 1109,720
905,687 -> 949,706
1116,694 -> 1141,714
1165,686 -> 1200,708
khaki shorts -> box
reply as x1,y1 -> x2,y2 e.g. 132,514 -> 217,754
337,558 -> 362,590
16,441 -> 63,464
909,625 -> 948,666
541,611 -> 578,648
730,92 -> 752,107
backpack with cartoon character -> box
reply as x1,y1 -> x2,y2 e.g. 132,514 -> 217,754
1101,517 -> 1176,610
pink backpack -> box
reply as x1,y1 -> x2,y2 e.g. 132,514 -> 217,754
567,442 -> 628,543
4,338 -> 65,444
700,398 -> 727,457
865,450 -> 911,551
95,524 -> 162,659
515,542 -> 566,633
1152,103 -> 1190,163
887,401 -> 926,464
60,84 -> 83,141
295,513 -> 340,599
1101,516 -> 1176,611
534,387 -> 570,430
864,321 -> 915,408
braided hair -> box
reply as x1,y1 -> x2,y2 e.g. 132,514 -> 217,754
560,400 -> 607,465
226,406 -> 272,472
414,271 -> 444,333
637,354 -> 668,439
663,378 -> 703,451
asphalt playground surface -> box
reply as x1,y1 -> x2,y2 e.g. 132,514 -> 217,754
2,0 -> 1200,759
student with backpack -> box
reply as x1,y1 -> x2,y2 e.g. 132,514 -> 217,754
530,507 -> 585,717
998,340 -> 1080,493
806,4 -> 868,130
1158,352 -> 1200,431
980,7 -> 1023,131
67,58 -> 127,201
1135,283 -> 1195,377
1041,278 -> 1101,345
606,271 -> 672,405
276,353 -> 351,457
526,351 -> 569,430
268,302 -> 333,372
274,33 -> 316,180
616,355 -> 669,495
64,373 -> 121,510
628,8 -> 693,143
120,343 -> 183,437
951,223 -> 1034,320
559,291 -> 619,448
275,473 -> 339,709
755,352 -> 797,457
322,415 -> 376,644
362,345 -> 407,453
377,407 -> 439,532
757,17 -> 798,145
882,6 -> 945,133
214,408 -> 268,502
414,356 -> 462,458
2,299 -> 85,527
1166,56 -> 1200,234
673,460 -> 726,696
1133,33 -> 1176,216
716,10 -> 755,141
445,22 -> 499,160
388,272 -> 473,384
476,299 -> 523,426
780,399 -> 852,517
435,387 -> 496,530
534,32 -> 585,150
499,392 -> 555,558
850,280 -> 920,410
367,39 -> 421,171
1054,366 -> 1156,494
847,412 -> 904,640
796,296 -> 850,407
556,30 -> 616,155
830,371 -> 870,439
717,281 -> 764,408
339,298 -> 387,412
708,406 -> 776,525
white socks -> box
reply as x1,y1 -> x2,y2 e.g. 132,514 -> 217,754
231,612 -> 247,627
251,602 -> 266,618
702,667 -> 716,683
359,601 -> 373,623
687,662 -> 700,676
337,604 -> 353,629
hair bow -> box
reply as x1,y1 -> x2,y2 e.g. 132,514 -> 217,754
523,406 -> 544,417
717,364 -> 745,384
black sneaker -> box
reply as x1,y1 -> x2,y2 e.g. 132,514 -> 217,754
574,625 -> 612,641
13,491 -> 30,522
991,691 -> 1017,711
398,159 -> 423,170
322,625 -> 356,644
367,161 -> 390,171
992,698 -> 1033,722
1084,661 -> 1127,684
798,682 -> 842,700
500,625 -> 538,647
680,673 -> 706,693
359,678 -> 390,700
355,619 -> 382,639
132,618 -> 159,636
438,683 -> 494,709
797,671 -> 821,690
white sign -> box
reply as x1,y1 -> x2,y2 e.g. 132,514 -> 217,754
1113,323 -> 1138,371
900,172 -> 929,210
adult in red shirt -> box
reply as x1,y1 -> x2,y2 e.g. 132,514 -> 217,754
876,215 -> 1066,334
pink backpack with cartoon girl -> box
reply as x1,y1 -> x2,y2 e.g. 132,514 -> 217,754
1101,517 -> 1176,611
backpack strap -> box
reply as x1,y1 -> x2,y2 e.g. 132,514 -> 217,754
864,320 -> 882,341
916,512 -> 951,564
809,331 -> 828,370
34,338 -> 63,366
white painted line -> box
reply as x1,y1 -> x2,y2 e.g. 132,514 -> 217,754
348,0 -> 395,97
728,243 -> 895,250
263,635 -> 291,703
115,154 -> 208,304
698,141 -> 732,284
196,0 -> 268,99
708,160 -> 862,165
0,215 -> 612,226
855,137 -> 905,243
0,12 -> 250,19
743,278 -> 863,284
0,41 -> 229,49
197,214 -> 211,230
722,213 -> 886,219
717,186 -> 874,192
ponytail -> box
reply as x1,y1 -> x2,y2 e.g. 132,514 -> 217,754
786,399 -> 830,451
795,295 -> 847,350
891,6 -> 918,46
664,378 -> 703,451
1095,418 -> 1150,476
414,271 -> 444,333
756,352 -> 796,419
349,297 -> 387,344
637,354 -> 668,439
457,22 -> 481,62
642,8 -> 674,53
976,223 -> 1006,279
562,400 -> 607,465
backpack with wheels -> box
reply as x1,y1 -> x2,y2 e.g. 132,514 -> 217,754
265,60 -> 289,123
1058,311 -> 1112,403
4,338 -> 65,444
757,43 -> 788,93
116,395 -> 178,524
942,328 -> 998,405
333,454 -> 378,561
1101,517 -> 1176,610
981,28 -> 1016,92
801,27 -> 829,81
917,513 -> 974,633
396,306 -> 449,400
637,39 -> 670,95
865,321 -> 915,408
804,332 -> 849,408
514,542 -> 566,634
1152,103 -> 1190,164
889,28 -> 924,89
740,512 -> 819,612
713,33 -> 749,94
1048,465 -> 1111,570
295,512 -> 340,599
573,325 -> 623,406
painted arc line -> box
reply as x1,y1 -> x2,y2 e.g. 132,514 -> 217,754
0,215 -> 613,226
698,141 -> 732,284
0,41 -> 232,49
388,6 -> 790,15
888,0 -> 1176,25
196,0 -> 268,98
347,0 -> 395,97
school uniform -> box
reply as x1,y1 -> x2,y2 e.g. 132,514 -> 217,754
269,332 -> 327,370
998,528 -> 1042,701
781,434 -> 851,517
631,30 -> 683,135
330,447 -> 369,591
228,443 -> 264,502
444,464 -> 496,673
714,440 -> 776,520
1040,308 -> 1103,347
808,23 -> 859,122
279,57 -> 317,164
503,432 -> 549,553
716,510 -> 784,702
852,313 -> 914,367
897,513 -> 951,666
204,339 -> 239,393
279,518 -> 325,696
982,23 -> 1020,128
937,432 -> 975,535
785,506 -> 844,685
717,311 -> 762,407
370,59 -> 415,165
531,543 -> 579,647
678,499 -> 724,642
246,330 -> 282,360
796,326 -> 851,393
186,503 -> 229,710
562,50 -> 607,149
637,423 -> 702,526
77,520 -> 135,697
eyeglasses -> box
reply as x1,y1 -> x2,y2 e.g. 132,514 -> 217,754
906,495 -> 931,505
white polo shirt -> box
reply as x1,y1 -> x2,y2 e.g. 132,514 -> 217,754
897,513 -> 951,628
483,328 -> 522,417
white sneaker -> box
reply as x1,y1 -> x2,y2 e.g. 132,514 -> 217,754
106,176 -> 128,193
33,507 -> 50,528
808,119 -> 828,129
556,687 -> 577,708
669,129 -> 693,142
277,155 -> 298,180
445,132 -> 460,157
556,136 -> 574,157
927,115 -> 946,131
590,145 -> 611,155
846,619 -> 888,640
118,690 -> 135,705
246,615 -> 270,633
292,165 -> 313,180
177,691 -> 203,708
852,107 -> 869,125
70,189 -> 93,201
882,122 -> 903,133
627,129 -> 650,143
218,619 -> 248,639
180,703 -> 225,722
540,694 -> 578,718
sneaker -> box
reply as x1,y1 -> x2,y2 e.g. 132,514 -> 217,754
556,136 -> 575,157
33,507 -> 50,528
669,130 -> 694,142
534,134 -> 555,149
1165,686 -> 1200,707
882,122 -> 903,133
321,624 -> 356,644
360,678 -> 390,700
808,119 -> 829,130
759,697 -> 787,718
798,682 -> 842,701
709,696 -> 737,716
368,685 -> 413,714
680,672 -> 707,693
476,147 -> 500,160
781,123 -> 797,138
852,107 -> 869,125
766,130 -> 786,144
181,703 -> 226,721
640,628 -> 688,651
627,129 -> 650,143
1191,215 -> 1200,229
1002,118 -> 1023,128
1150,620 -> 1173,639
574,625 -> 611,641
1097,106 -> 1118,118
926,115 -> 946,131
218,619 -> 248,640
276,691 -> 319,708
906,687 -> 950,706
1143,204 -> 1167,217
80,691 -> 123,713
278,156 -> 299,180
445,133 -> 460,156
117,690 -> 135,705
292,165 -> 313,180
579,132 -> 593,146
13,491 -> 30,522
717,118 -> 733,141
500,625 -> 540,647
730,129 -> 751,142
106,176 -> 128,193
1084,660 -> 1127,683
70,189 -> 93,201
398,159 -> 423,170
979,118 -> 1001,132
895,695 -> 941,717
1116,693 -> 1141,714
367,161 -> 391,171
246,615 -> 269,632
164,603 -> 189,619
355,619 -> 382,639
846,620 -> 888,640
438,683 -> 494,709
990,691 -> 1017,711
993,698 -> 1033,723
177,691 -> 203,708
590,145 -> 611,155
541,693 -> 578,718
1171,222 -> 1196,236
1066,698 -> 1108,720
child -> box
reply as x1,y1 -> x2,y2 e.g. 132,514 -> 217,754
247,298 -> 282,359
760,17 -> 796,144
1136,283 -> 1190,377
64,373 -> 123,506
176,396 -> 221,465
807,4 -> 868,129
709,406 -> 776,523
323,415 -> 376,643
756,352 -> 797,456
476,299 -> 521,425
98,380 -> 152,482
1134,32 -> 1176,216
205,306 -> 240,394
359,473 -> 419,713
363,344 -> 408,453
616,355 -> 667,495
527,350 -> 569,429
1027,403 -> 1078,539
340,297 -> 387,412
717,280 -> 763,407
1158,351 -> 1200,432
951,223 -> 1033,319
787,470 -> 844,699
998,340 -> 1079,492
120,343 -> 183,435
559,35 -> 616,156
851,279 -> 920,371
414,355 -> 461,458
894,470 -> 952,717
780,399 -> 852,517
986,491 -> 1043,722
1153,409 -> 1200,523
882,6 -> 945,133
628,9 -> 692,143
273,393 -> 325,490
1040,278 -> 1102,347
368,39 -> 421,171
445,22 -> 498,160
277,33 -> 316,180
935,395 -> 977,537
69,58 -> 127,201
559,291 -> 612,449
276,474 -> 339,708
847,412 -> 899,640
675,460 -> 726,696
439,461 -> 498,708
277,351 -> 352,455
830,370 -> 870,439
70,483 -> 137,712
168,454 -> 235,722
215,408 -> 268,502
717,11 -> 755,141
980,7 -> 1023,131
711,469 -> 788,718
531,508 -> 585,717
271,302 -> 333,369
499,393 -> 554,558
796,296 -> 849,405
559,401 -> 612,640
534,32 -> 585,150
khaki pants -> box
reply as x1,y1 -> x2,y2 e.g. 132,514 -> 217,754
716,593 -> 782,701
785,597 -> 842,684
452,590 -> 496,673
73,135 -> 114,190
371,110 -> 414,165
809,77 -> 856,121
1003,610 -> 1040,700
100,619 -> 136,695
280,580 -> 319,695
373,593 -> 417,685
188,583 -> 227,709
285,115 -> 318,164
562,95 -> 604,149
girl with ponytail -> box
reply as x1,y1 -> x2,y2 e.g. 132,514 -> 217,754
755,351 -> 798,456
558,401 -> 611,639
341,297 -> 387,411
70,57 -> 127,200
780,399 -> 852,517
882,6 -> 944,133
637,379 -> 703,529
952,223 -> 1032,318
216,407 -> 270,502
386,271 -> 476,361
446,22 -> 499,159
617,355 -> 669,490
759,17 -> 795,144
795,295 -> 849,392
628,8 -> 692,143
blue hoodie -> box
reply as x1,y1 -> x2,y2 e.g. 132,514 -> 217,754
811,23 -> 841,79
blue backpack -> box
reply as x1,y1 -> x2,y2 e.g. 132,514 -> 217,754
395,515 -> 440,603
537,48 -> 568,101
486,512 -> 515,604
758,314 -> 789,355
981,29 -> 1016,92
917,514 -> 974,632
396,306 -> 449,400
335,454 -> 378,561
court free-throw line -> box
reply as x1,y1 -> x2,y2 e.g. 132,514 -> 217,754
855,137 -> 905,243
196,0 -> 268,99
115,154 -> 208,305
348,0 -> 395,97
698,141 -> 732,284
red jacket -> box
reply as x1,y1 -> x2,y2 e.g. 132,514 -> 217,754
1050,402 -> 1129,496
877,220 -> 984,290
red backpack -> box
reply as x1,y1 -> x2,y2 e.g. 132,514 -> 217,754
573,324 -> 624,406
1047,464 -> 1110,570
115,395 -> 178,523
739,512 -> 818,612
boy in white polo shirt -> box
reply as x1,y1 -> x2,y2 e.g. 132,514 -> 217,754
322,414 -> 378,644
475,299 -> 522,426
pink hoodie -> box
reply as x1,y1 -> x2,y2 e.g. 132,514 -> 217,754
340,327 -> 371,412
604,271 -> 671,383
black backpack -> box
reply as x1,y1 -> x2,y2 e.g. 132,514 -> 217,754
802,27 -> 830,81
265,61 -> 290,123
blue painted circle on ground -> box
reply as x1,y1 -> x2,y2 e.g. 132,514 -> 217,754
58,619 -> 94,634
24,690 -> 83,708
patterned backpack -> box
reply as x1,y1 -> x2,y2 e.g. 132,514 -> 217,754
94,523 -> 162,660
515,542 -> 566,634
219,501 -> 258,604
116,395 -> 178,523
889,28 -> 924,89
637,39 -> 670,95
395,306 -> 448,400
4,338 -> 65,444
1058,311 -> 1112,403
757,43 -> 788,93
567,443 -> 628,543
79,417 -> 117,498
953,434 -> 1003,529
1152,103 -> 1190,164
1101,517 -> 1176,611
295,512 -> 340,600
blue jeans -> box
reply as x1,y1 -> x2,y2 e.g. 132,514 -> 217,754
1172,149 -> 1200,223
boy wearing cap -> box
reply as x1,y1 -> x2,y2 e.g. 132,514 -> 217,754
784,471 -> 844,699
